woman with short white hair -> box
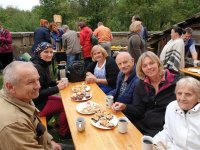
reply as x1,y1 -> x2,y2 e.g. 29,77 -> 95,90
154,76 -> 200,150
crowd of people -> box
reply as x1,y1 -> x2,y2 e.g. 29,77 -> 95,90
0,15 -> 200,150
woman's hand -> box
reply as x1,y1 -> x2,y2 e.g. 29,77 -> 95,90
57,80 -> 66,90
111,102 -> 126,113
85,72 -> 97,84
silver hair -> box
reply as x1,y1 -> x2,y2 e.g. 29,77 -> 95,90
3,61 -> 35,91
175,76 -> 200,99
62,25 -> 69,30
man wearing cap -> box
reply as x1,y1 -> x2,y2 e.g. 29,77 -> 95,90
0,23 -> 13,69
62,25 -> 81,68
0,61 -> 64,149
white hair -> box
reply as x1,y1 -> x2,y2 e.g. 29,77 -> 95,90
175,76 -> 200,99
3,61 -> 35,91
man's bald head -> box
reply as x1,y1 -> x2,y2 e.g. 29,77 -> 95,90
3,61 -> 40,101
115,52 -> 135,76
116,52 -> 133,62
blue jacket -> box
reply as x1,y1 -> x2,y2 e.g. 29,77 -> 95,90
51,29 -> 64,49
185,38 -> 193,57
32,26 -> 51,53
108,65 -> 139,104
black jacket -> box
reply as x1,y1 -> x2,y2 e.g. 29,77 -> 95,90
86,56 -> 119,88
31,56 -> 59,110
124,70 -> 179,136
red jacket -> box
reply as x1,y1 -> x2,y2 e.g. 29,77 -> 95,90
0,29 -> 13,53
79,26 -> 93,58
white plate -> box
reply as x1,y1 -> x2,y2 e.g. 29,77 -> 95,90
91,115 -> 118,130
76,101 -> 100,114
188,68 -> 200,73
72,85 -> 91,92
71,94 -> 92,102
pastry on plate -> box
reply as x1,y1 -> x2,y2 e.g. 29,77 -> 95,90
91,115 -> 100,123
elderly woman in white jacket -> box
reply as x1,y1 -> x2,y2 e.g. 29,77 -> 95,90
153,76 -> 200,150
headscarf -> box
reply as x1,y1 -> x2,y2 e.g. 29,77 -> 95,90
35,42 -> 52,55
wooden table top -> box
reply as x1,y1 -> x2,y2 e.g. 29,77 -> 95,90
180,67 -> 200,78
60,82 -> 143,150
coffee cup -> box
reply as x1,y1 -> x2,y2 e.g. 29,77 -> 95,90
141,135 -> 154,150
118,117 -> 128,133
61,77 -> 69,86
106,95 -> 114,108
76,117 -> 86,132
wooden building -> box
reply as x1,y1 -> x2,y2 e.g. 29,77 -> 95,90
147,12 -> 200,59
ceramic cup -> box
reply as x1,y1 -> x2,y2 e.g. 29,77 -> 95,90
106,95 -> 114,108
76,117 -> 86,132
61,77 -> 69,86
118,117 -> 128,133
141,135 -> 154,150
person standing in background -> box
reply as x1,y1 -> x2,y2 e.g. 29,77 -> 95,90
160,27 -> 185,73
93,22 -> 113,56
32,19 -> 51,53
0,23 -> 13,69
62,25 -> 81,69
128,21 -> 146,63
49,22 -> 64,50
78,21 -> 93,68
132,15 -> 148,42
182,27 -> 198,60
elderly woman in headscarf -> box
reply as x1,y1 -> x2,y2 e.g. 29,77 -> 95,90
153,77 -> 200,150
30,42 -> 70,138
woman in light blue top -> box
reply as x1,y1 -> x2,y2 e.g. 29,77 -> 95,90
86,45 -> 119,94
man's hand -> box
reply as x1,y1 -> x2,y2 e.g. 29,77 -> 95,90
111,102 -> 126,113
51,140 -> 62,150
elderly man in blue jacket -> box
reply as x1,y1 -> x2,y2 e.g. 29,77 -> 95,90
109,52 -> 138,110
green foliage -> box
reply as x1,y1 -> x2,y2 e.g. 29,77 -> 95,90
0,0 -> 200,32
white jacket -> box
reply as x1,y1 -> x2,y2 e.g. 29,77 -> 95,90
154,101 -> 200,150
160,38 -> 185,72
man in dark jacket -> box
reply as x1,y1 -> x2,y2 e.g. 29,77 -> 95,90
31,19 -> 51,53
0,23 -> 13,69
110,52 -> 139,107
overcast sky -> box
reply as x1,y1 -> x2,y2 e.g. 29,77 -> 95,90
0,0 -> 40,11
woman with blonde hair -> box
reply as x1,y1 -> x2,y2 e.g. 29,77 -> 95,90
154,77 -> 200,149
116,51 -> 179,136
128,20 -> 146,63
86,45 -> 119,94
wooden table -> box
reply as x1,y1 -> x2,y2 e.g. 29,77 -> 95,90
180,67 -> 200,78
60,82 -> 143,150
